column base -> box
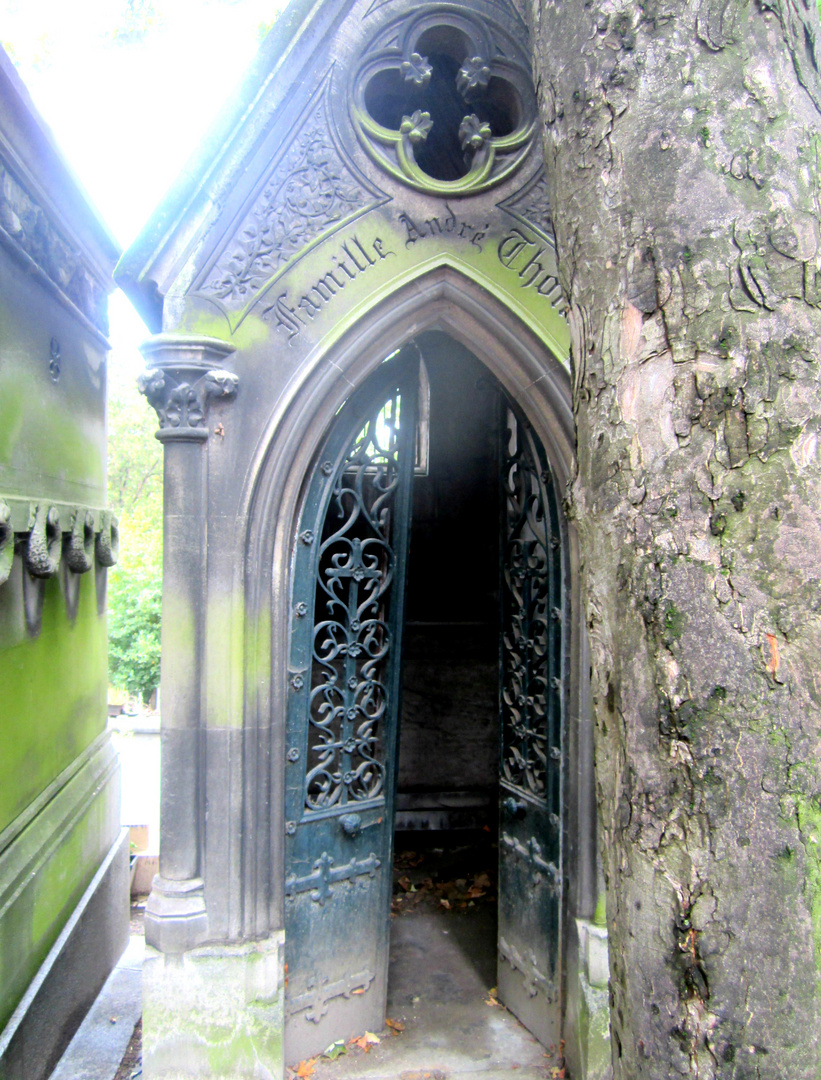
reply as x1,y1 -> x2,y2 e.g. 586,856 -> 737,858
144,877 -> 209,954
142,933 -> 284,1080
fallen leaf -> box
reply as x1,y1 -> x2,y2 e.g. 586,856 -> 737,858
439,898 -> 451,909
293,1057 -> 317,1078
351,986 -> 366,995
386,1017 -> 405,1033
322,1039 -> 347,1060
351,1031 -> 381,1052
485,987 -> 500,1007
398,875 -> 413,892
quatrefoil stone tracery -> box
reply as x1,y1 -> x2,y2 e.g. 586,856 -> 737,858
351,12 -> 536,195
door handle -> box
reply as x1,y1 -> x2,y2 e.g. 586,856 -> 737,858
503,797 -> 526,818
340,813 -> 362,837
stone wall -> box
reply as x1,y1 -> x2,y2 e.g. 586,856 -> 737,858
0,45 -> 127,1080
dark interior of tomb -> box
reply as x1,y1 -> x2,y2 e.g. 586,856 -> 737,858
391,330 -> 502,986
397,330 -> 500,834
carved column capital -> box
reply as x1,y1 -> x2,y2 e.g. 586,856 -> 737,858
138,334 -> 238,442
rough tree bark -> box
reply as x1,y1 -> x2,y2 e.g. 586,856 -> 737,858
524,1 -> 821,1076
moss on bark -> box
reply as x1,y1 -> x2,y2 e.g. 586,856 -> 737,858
528,1 -> 821,1075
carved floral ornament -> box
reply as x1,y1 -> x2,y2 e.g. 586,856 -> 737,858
137,335 -> 239,440
351,9 -> 536,195
0,498 -> 118,587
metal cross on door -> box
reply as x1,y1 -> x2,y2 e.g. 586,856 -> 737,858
497,402 -> 564,1047
284,347 -> 420,1063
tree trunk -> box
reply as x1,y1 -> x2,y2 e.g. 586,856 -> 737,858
526,1 -> 821,1075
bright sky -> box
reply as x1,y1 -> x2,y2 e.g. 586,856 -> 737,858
1,0 -> 289,375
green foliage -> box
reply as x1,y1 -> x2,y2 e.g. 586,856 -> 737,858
108,0 -> 164,46
107,509 -> 162,701
107,357 -> 163,700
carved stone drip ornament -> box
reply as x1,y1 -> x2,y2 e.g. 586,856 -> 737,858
0,503 -> 14,586
0,498 -> 118,587
66,509 -> 95,574
138,335 -> 239,440
351,9 -> 536,194
26,504 -> 62,578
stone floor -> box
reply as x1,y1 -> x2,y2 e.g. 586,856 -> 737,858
50,931 -> 144,1080
52,833 -> 560,1080
306,905 -> 557,1080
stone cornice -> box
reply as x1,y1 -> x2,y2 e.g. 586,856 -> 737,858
0,152 -> 112,336
0,49 -> 119,335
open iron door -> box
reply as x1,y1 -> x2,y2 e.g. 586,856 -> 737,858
284,347 -> 420,1063
497,402 -> 564,1047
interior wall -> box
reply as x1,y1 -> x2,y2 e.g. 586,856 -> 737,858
397,332 -> 501,826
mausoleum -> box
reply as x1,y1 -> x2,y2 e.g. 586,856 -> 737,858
0,44 -> 127,1080
117,1 -> 607,1075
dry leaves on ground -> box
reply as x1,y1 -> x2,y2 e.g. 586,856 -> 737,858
287,1057 -> 317,1078
350,1031 -> 381,1052
391,848 -> 497,916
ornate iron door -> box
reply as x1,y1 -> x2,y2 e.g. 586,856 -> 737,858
284,348 -> 419,1063
498,403 -> 564,1047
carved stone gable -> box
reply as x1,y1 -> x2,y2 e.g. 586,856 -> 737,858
193,76 -> 387,330
497,169 -> 556,248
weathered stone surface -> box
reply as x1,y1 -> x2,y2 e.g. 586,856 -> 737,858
0,43 -> 123,1080
142,935 -> 284,1080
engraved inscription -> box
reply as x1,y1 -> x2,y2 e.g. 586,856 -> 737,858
398,203 -> 487,250
497,227 -> 566,312
263,233 -> 394,343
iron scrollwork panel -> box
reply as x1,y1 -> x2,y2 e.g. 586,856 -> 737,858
302,393 -> 404,813
285,347 -> 420,1063
500,405 -> 563,810
497,402 -> 565,1046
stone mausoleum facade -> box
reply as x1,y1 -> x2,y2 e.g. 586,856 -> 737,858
0,44 -> 127,1080
117,1 -> 608,1076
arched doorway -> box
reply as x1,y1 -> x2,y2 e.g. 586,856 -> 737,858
282,328 -> 571,1063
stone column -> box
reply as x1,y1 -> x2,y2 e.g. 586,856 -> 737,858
137,334 -> 238,954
